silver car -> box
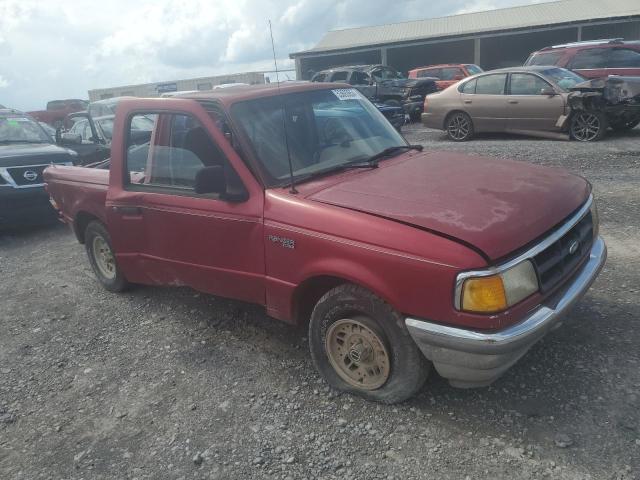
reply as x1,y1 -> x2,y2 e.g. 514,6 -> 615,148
421,66 -> 602,141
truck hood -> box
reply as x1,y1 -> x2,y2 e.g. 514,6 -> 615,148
306,151 -> 590,261
0,143 -> 77,167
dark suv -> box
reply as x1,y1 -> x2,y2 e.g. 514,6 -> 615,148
525,38 -> 640,79
311,65 -> 437,120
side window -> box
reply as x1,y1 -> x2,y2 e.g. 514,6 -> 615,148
460,78 -> 476,94
330,71 -> 348,82
608,48 -> 640,68
526,51 -> 563,66
569,48 -> 609,69
509,73 -> 552,95
70,119 -> 85,135
82,122 -> 94,142
311,73 -> 327,82
125,113 -> 227,194
349,71 -> 370,85
440,67 -> 463,80
419,69 -> 439,79
475,74 -> 507,95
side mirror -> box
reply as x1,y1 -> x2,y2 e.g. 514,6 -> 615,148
194,165 -> 226,195
60,132 -> 82,145
540,87 -> 557,96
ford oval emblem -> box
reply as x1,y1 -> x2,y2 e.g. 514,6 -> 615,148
568,240 -> 579,255
23,170 -> 38,182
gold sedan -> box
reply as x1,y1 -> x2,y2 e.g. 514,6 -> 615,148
421,66 -> 604,142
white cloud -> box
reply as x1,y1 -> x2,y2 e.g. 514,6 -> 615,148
0,0 -> 538,111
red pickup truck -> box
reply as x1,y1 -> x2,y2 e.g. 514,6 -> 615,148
44,83 -> 606,403
28,99 -> 88,128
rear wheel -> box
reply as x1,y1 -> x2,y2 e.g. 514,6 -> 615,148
570,111 -> 607,142
445,111 -> 474,141
84,221 -> 129,292
308,284 -> 429,404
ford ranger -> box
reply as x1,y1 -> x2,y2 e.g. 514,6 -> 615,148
44,83 -> 606,403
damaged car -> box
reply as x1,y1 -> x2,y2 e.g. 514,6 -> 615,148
312,65 -> 437,120
568,76 -> 640,141
422,66 -> 636,142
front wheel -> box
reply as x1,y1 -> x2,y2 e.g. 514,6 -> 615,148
308,284 -> 429,404
570,111 -> 607,142
84,221 -> 129,292
445,111 -> 474,141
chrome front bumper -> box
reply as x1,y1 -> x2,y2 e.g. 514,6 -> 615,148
406,236 -> 607,388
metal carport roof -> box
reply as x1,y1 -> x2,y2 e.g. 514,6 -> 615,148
290,0 -> 640,56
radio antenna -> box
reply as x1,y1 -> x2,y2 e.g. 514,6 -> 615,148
269,19 -> 297,194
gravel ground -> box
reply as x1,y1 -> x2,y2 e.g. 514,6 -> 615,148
1,125 -> 639,479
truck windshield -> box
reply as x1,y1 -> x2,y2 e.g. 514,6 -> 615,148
232,88 -> 407,186
0,116 -> 51,144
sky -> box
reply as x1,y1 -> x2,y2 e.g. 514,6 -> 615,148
0,0 -> 539,111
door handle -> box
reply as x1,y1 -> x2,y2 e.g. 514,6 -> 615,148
463,100 -> 472,104
111,206 -> 142,215
508,100 -> 519,104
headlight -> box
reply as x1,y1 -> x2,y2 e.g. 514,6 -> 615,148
457,260 -> 538,313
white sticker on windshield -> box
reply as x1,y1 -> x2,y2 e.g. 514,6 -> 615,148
332,88 -> 361,101
11,117 -> 31,122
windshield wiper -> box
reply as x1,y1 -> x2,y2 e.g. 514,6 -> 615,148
283,144 -> 424,187
0,139 -> 46,144
360,144 -> 423,168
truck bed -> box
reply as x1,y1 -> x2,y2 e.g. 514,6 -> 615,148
44,164 -> 110,227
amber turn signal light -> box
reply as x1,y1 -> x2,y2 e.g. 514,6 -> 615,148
461,275 -> 508,313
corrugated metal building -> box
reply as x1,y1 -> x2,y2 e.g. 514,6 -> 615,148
290,0 -> 640,78
88,71 -> 265,101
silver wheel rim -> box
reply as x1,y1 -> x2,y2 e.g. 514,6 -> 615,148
92,235 -> 116,280
325,317 -> 390,390
447,114 -> 470,140
572,113 -> 600,141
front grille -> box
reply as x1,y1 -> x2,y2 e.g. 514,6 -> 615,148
7,165 -> 47,186
532,211 -> 593,293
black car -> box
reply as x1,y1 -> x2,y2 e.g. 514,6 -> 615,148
311,65 -> 437,120
0,109 -> 78,227
57,108 -> 155,165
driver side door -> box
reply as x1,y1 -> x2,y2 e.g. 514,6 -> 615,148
107,108 -> 265,304
505,73 -> 566,132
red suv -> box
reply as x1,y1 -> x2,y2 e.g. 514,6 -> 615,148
525,38 -> 640,79
408,64 -> 483,90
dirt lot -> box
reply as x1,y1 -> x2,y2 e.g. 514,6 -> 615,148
1,126 -> 639,480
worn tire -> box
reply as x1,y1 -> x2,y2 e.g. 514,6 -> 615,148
308,284 -> 429,404
569,110 -> 607,142
84,221 -> 129,292
445,111 -> 474,141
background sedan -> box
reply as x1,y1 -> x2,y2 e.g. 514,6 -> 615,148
421,66 -> 593,141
